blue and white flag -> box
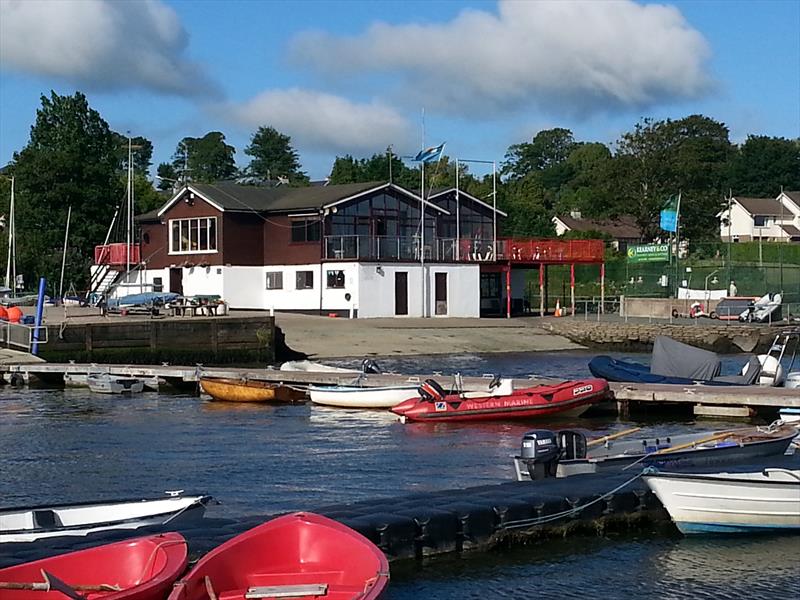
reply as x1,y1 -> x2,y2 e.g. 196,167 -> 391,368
660,194 -> 680,233
414,142 -> 446,163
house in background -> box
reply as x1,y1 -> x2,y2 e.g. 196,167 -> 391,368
90,181 -> 605,318
719,193 -> 800,242
552,211 -> 642,251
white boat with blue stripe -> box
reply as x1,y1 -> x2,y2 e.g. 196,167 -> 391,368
644,467 -> 800,534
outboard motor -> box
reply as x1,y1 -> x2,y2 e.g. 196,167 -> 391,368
361,358 -> 382,374
419,378 -> 446,402
519,429 -> 560,480
557,429 -> 588,460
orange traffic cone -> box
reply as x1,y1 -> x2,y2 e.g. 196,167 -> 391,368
554,299 -> 562,317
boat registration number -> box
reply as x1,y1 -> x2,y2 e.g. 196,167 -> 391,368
573,384 -> 593,396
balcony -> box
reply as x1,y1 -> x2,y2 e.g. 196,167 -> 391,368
94,243 -> 141,266
323,236 -> 605,264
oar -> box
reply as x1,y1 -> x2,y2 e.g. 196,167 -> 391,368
587,427 -> 641,447
0,570 -> 121,596
654,431 -> 734,455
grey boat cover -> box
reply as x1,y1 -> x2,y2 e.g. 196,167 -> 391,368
649,336 -> 721,380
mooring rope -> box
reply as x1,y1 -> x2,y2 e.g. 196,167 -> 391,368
500,471 -> 645,530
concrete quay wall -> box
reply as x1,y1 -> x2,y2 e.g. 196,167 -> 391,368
40,316 -> 275,365
543,319 -> 782,353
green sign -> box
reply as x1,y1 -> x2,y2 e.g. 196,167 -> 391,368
627,243 -> 669,263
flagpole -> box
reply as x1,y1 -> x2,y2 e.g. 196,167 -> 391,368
674,191 -> 681,299
420,108 -> 426,318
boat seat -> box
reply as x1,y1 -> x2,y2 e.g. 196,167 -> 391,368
245,584 -> 328,598
32,509 -> 63,529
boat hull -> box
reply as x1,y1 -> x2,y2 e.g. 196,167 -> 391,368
645,469 -> 800,534
392,379 -> 609,422
200,377 -> 304,403
168,512 -> 388,600
87,374 -> 145,394
0,495 -> 210,543
309,385 -> 419,408
0,532 -> 188,600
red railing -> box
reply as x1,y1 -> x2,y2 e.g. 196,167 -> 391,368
458,238 -> 604,264
94,243 -> 141,265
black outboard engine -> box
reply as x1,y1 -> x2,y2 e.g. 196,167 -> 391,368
557,429 -> 588,460
519,429 -> 560,480
361,358 -> 382,374
418,378 -> 446,402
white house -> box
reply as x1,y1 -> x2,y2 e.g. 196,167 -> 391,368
719,192 -> 800,242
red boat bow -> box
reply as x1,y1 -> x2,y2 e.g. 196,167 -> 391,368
0,532 -> 187,600
169,512 -> 388,600
392,378 -> 610,422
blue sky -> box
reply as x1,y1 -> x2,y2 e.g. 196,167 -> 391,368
1,0 -> 798,180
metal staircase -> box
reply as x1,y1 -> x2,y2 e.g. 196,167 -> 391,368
87,264 -> 121,305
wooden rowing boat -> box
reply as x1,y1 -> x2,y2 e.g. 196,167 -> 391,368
168,512 -> 389,600
199,377 -> 305,403
0,532 -> 188,600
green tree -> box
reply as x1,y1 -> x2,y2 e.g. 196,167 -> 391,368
111,133 -> 153,176
244,126 -> 307,183
613,115 -> 733,241
155,162 -> 179,191
10,91 -> 122,291
173,132 -> 237,183
502,128 -> 577,180
499,175 -> 555,237
728,135 -> 800,196
556,142 -> 615,218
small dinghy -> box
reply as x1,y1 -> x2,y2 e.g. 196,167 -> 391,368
168,512 -> 389,600
0,493 -> 211,543
644,466 -> 800,534
392,377 -> 609,422
280,358 -> 382,375
512,422 -> 799,481
65,373 -> 159,391
199,377 -> 305,403
0,532 -> 188,600
309,383 -> 419,409
87,374 -> 144,394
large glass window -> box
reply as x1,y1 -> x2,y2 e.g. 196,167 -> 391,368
326,270 -> 345,289
169,217 -> 218,253
291,219 -> 322,242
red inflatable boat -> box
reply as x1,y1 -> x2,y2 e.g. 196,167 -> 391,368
0,532 -> 187,600
168,512 -> 389,600
392,378 -> 610,422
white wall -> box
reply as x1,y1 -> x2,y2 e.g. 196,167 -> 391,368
183,265 -> 224,297
357,263 -> 479,318
320,262 -> 360,312
260,263 -> 323,312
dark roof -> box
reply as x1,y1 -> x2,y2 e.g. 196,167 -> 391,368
781,224 -> 800,237
734,196 -> 784,216
136,208 -> 161,223
782,191 -> 800,206
555,214 -> 641,239
164,181 -> 386,215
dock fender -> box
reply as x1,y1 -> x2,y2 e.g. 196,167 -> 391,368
349,513 -> 417,560
439,503 -> 497,547
396,507 -> 460,557
510,493 -> 569,522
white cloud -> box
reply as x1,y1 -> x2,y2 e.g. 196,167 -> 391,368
225,89 -> 412,154
289,0 -> 712,117
0,0 -> 218,97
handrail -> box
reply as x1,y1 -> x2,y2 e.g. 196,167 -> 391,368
0,322 -> 48,351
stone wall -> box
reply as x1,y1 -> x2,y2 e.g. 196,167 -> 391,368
543,319 -> 783,353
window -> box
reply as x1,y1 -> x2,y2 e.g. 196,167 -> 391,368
266,272 -> 283,290
753,216 -> 768,227
291,219 -> 321,242
296,271 -> 314,289
153,277 -> 163,293
169,217 -> 218,253
326,270 -> 345,289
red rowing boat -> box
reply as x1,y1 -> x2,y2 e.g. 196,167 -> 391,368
391,378 -> 610,422
168,512 -> 389,600
0,532 -> 187,600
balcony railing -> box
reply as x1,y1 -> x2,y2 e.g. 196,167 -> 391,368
94,243 -> 141,266
324,236 -> 605,264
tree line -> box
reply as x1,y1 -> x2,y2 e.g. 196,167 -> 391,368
1,90 -> 798,291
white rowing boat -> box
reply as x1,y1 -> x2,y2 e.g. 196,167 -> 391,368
87,373 -> 145,394
643,467 -> 800,534
309,384 -> 420,408
0,492 -> 212,543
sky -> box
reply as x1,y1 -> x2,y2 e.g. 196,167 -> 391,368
0,0 -> 798,181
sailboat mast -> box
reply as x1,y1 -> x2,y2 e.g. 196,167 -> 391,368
58,205 -> 72,301
5,176 -> 13,289
126,135 -> 132,276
